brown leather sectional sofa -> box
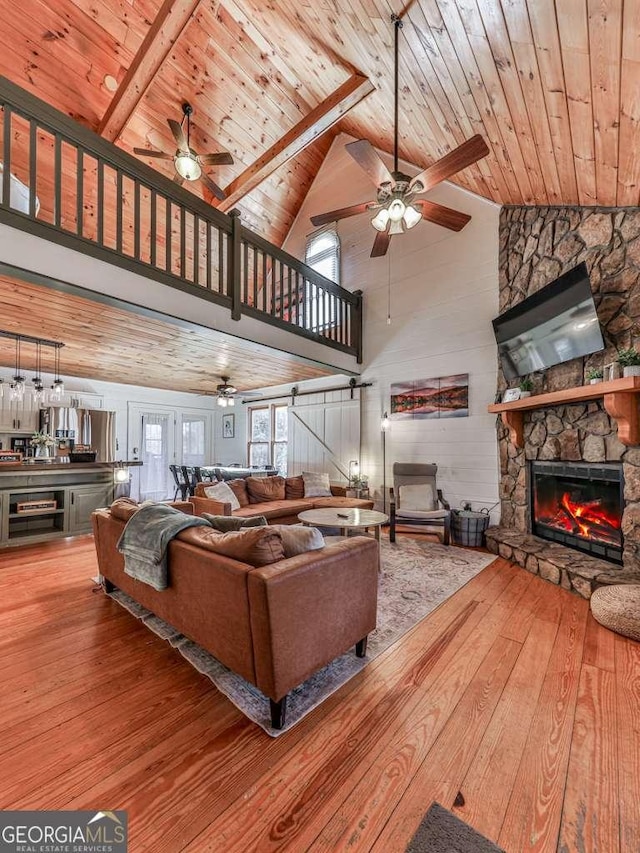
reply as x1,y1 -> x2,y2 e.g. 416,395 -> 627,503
92,500 -> 379,729
191,474 -> 374,524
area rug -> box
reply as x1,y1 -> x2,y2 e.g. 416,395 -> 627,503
406,802 -> 505,852
108,538 -> 495,736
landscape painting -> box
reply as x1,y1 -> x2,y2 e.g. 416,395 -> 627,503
390,374 -> 469,419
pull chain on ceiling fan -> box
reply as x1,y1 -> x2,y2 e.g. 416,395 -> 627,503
309,14 -> 490,258
134,103 -> 234,201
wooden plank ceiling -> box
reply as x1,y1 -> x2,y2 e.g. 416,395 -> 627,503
0,0 -> 638,391
0,274 -> 333,394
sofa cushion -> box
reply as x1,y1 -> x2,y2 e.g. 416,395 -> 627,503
203,481 -> 240,510
247,475 -> 286,503
202,513 -> 267,532
232,499 -> 314,520
177,525 -> 285,567
302,471 -> 332,497
270,524 -> 325,557
227,478 -> 249,507
310,496 -> 375,510
285,475 -> 305,499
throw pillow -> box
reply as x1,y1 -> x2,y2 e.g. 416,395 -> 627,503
285,475 -> 305,499
302,471 -> 332,498
178,525 -> 284,567
399,483 -> 436,512
203,481 -> 240,510
110,497 -> 140,521
227,478 -> 249,507
270,524 -> 325,557
246,475 -> 286,503
201,513 -> 267,533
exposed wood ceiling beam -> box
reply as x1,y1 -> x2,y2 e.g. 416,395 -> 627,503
98,0 -> 204,142
216,73 -> 375,212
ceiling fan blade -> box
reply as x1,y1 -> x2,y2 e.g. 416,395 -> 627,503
415,199 -> 471,231
370,231 -> 391,258
346,139 -> 394,188
168,118 -> 189,153
198,152 -> 234,166
409,135 -> 490,194
200,171 -> 227,201
133,148 -> 173,160
310,201 -> 376,228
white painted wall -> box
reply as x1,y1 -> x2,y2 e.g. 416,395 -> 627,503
282,133 -> 501,520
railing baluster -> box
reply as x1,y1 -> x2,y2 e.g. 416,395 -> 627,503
28,120 -> 37,219
97,159 -> 104,245
116,170 -> 123,253
180,205 -> 186,279
134,180 -> 141,260
206,221 -> 211,290
193,215 -> 199,286
54,133 -> 62,227
218,228 -> 224,295
287,266 -> 292,324
262,251 -> 267,312
165,199 -> 172,273
76,147 -> 83,236
150,188 -> 156,268
243,240 -> 248,305
2,106 -> 11,210
253,248 -> 258,308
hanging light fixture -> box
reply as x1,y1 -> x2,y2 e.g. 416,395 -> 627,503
32,340 -> 44,404
368,17 -> 424,240
174,104 -> 202,182
51,343 -> 64,401
10,335 -> 25,401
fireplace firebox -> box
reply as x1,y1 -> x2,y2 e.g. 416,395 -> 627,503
530,461 -> 623,564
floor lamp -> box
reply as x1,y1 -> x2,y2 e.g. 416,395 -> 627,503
381,411 -> 390,511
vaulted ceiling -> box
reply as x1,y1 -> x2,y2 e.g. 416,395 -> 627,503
1,0 -> 638,254
0,1 -> 638,394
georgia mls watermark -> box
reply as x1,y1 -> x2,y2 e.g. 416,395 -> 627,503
0,811 -> 127,853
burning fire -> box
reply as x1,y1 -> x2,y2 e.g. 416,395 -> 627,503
536,491 -> 622,546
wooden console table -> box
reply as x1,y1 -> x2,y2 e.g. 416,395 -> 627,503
487,376 -> 640,447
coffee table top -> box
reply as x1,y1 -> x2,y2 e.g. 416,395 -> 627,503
298,508 -> 388,529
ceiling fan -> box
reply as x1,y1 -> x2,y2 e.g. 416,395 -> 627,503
133,103 -> 234,201
194,377 -> 263,407
309,15 -> 490,258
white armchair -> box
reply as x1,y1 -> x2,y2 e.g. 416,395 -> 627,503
389,462 -> 451,545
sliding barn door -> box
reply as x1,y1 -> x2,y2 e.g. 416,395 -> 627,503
288,388 -> 361,481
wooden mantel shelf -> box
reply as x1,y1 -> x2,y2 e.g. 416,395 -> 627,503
487,376 -> 640,447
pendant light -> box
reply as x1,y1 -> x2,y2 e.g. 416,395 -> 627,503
51,343 -> 64,401
32,340 -> 44,403
10,336 -> 25,401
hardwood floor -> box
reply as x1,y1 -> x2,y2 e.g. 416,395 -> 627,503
1,535 -> 638,852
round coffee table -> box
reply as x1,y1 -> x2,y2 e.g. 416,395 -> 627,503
298,507 -> 389,542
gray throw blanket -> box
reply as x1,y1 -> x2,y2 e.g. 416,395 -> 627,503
117,504 -> 210,590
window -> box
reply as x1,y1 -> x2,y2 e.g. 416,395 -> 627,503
248,405 -> 288,475
304,229 -> 340,333
305,229 -> 340,285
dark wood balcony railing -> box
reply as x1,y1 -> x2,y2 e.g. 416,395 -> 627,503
0,77 -> 362,362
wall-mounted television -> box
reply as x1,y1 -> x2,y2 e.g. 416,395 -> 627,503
492,262 -> 604,380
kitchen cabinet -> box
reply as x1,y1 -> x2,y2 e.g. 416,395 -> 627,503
0,397 -> 39,433
67,482 -> 112,533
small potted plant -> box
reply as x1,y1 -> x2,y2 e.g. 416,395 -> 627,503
616,347 -> 640,378
586,367 -> 603,385
519,377 -> 533,398
31,430 -> 55,458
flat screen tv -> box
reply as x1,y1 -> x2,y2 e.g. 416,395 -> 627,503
493,262 -> 604,380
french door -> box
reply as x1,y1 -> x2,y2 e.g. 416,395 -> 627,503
138,411 -> 175,501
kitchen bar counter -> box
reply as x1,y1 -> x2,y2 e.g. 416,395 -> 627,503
0,462 -> 139,548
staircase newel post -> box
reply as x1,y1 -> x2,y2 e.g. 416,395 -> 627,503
228,207 -> 242,321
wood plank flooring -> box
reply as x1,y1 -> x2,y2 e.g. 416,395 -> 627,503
0,535 -> 638,852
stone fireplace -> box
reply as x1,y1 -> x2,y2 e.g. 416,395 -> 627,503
487,205 -> 640,597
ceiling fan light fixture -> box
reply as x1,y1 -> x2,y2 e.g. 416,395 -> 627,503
388,218 -> 404,236
403,204 -> 422,230
217,395 -> 228,408
174,151 -> 202,181
371,208 -> 390,232
387,197 -> 406,222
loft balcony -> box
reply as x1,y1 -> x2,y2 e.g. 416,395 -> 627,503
0,77 -> 362,370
